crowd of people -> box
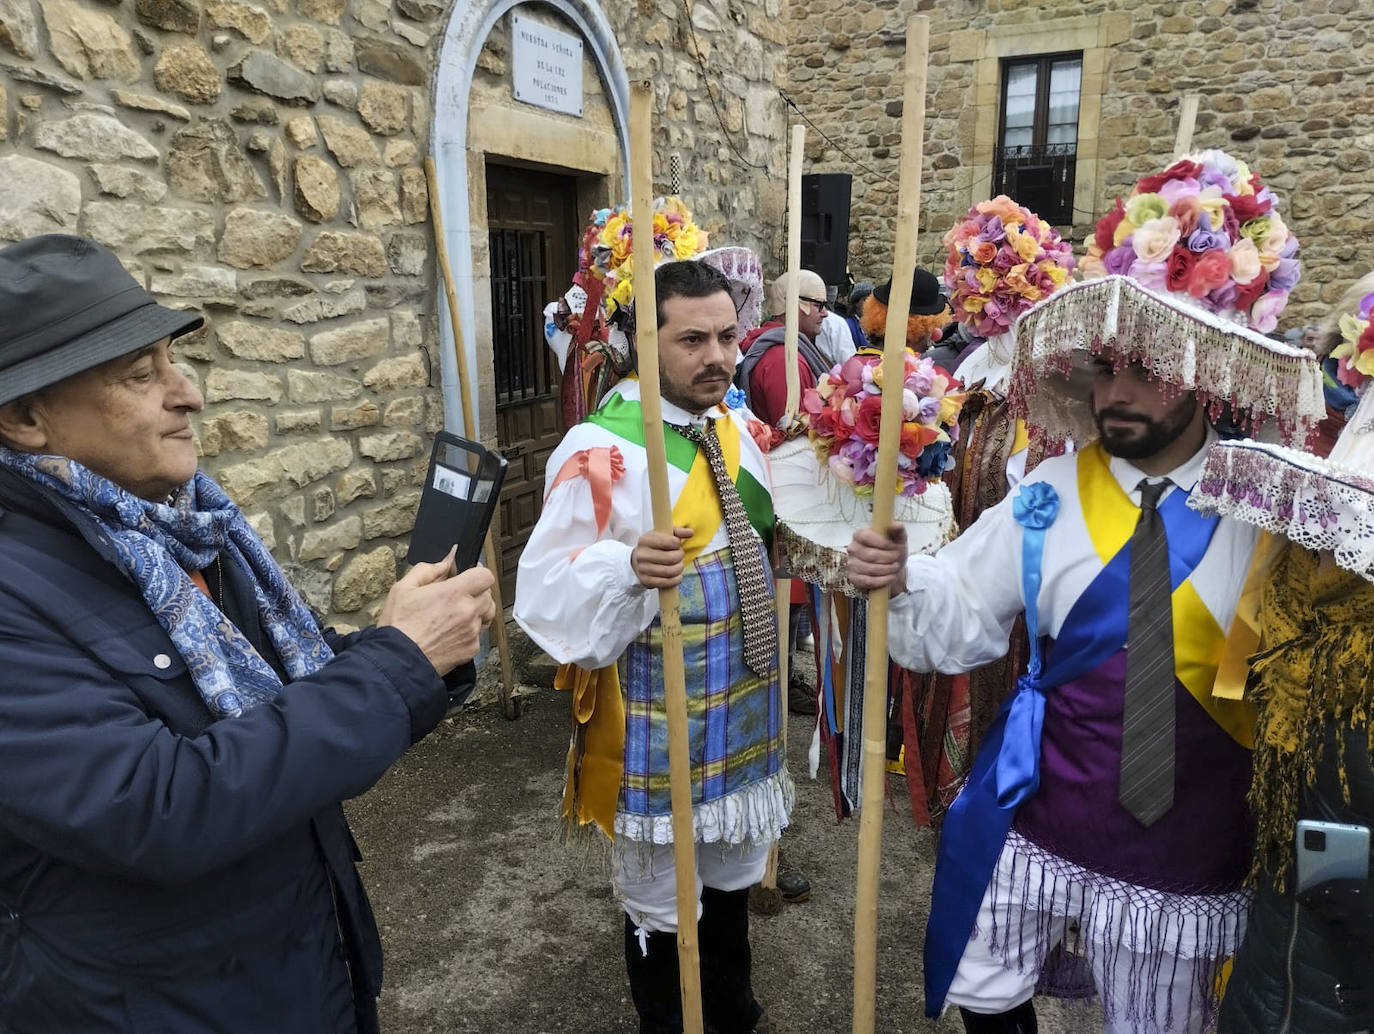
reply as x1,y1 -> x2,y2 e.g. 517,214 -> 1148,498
1,145 -> 1371,1034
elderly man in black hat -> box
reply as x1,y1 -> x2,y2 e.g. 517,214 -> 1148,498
0,235 -> 495,1034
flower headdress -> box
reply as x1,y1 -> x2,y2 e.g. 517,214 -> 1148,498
1008,149 -> 1323,447
1192,268 -> 1374,582
595,197 -> 708,319
1329,289 -> 1374,389
942,195 -> 1075,340
1079,149 -> 1299,333
801,352 -> 966,498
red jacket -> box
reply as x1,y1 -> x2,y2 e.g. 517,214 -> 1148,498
739,321 -> 819,427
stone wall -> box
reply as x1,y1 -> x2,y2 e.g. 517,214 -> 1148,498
0,0 -> 789,627
786,0 -> 1374,325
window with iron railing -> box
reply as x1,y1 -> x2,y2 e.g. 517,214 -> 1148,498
995,53 -> 1081,225
489,227 -> 559,408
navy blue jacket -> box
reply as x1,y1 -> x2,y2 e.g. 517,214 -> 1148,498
0,470 -> 468,1033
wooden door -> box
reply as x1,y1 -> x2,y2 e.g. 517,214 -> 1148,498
486,163 -> 577,604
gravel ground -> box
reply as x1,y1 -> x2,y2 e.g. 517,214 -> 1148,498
345,632 -> 1078,1034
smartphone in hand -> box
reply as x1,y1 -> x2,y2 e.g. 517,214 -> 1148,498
1295,819 -> 1371,894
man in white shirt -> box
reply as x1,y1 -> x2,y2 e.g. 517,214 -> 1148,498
517,260 -> 790,1034
850,353 -> 1255,1034
848,263 -> 1323,1034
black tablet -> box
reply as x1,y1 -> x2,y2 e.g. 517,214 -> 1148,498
406,431 -> 508,571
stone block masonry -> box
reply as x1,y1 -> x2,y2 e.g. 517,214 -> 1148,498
0,0 -> 794,627
0,0 -> 443,625
784,0 -> 1374,330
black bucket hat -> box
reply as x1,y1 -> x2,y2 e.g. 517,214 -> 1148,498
872,268 -> 947,316
0,235 -> 204,406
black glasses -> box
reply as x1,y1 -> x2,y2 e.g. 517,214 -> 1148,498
799,295 -> 828,309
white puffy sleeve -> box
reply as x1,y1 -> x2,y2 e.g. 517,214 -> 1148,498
885,491 -> 1026,674
513,439 -> 659,669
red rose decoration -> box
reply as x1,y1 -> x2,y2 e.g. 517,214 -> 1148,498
1094,197 -> 1127,253
1187,248 -> 1233,298
1165,245 -> 1196,294
1233,268 -> 1269,314
1225,191 -> 1271,223
854,393 -> 884,445
1359,321 -> 1374,357
1135,159 -> 1202,195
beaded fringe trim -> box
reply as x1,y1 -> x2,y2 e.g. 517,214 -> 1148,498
612,770 -> 795,847
986,831 -> 1250,1034
775,510 -> 958,597
1191,439 -> 1374,583
1008,275 -> 1323,447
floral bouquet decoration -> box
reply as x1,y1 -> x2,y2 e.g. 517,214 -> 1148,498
802,351 -> 966,497
1078,149 -> 1299,333
1329,288 -> 1374,389
593,197 -> 708,317
942,195 -> 1076,339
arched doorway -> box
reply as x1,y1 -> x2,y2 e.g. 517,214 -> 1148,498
430,0 -> 631,599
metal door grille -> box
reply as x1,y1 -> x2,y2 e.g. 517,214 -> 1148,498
490,227 -> 557,408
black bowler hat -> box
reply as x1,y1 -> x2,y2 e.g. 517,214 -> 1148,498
0,235 -> 204,406
872,268 -> 947,316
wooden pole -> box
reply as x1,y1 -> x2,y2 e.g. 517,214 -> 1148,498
1173,93 -> 1200,158
628,80 -> 705,1034
425,156 -> 518,720
852,17 -> 928,1034
783,123 -> 806,425
760,575 -> 792,892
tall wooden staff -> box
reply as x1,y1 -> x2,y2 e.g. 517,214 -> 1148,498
782,122 -> 806,424
852,16 -> 928,1034
628,80 -> 705,1034
1173,93 -> 1201,157
424,157 -> 517,719
760,120 -> 808,899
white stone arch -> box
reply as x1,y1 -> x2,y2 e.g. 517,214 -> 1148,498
430,0 -> 631,437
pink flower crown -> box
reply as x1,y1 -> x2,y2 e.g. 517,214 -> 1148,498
942,196 -> 1076,339
1080,149 -> 1299,333
801,352 -> 966,498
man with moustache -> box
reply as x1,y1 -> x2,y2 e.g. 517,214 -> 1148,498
849,347 -> 1317,1034
517,260 -> 790,1034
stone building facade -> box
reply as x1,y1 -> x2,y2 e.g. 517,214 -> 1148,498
2,0 -> 1371,622
0,0 -> 789,625
787,0 -> 1374,323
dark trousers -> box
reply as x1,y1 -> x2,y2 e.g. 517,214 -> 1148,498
624,887 -> 762,1034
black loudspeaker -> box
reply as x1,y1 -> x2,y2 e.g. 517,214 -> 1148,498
800,173 -> 852,290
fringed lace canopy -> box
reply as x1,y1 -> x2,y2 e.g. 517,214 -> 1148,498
1191,439 -> 1374,583
1008,275 -> 1324,447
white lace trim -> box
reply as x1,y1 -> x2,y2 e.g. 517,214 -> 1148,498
1190,438 -> 1374,582
1008,275 -> 1324,447
612,770 -> 795,846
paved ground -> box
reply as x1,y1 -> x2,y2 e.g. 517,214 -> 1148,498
346,629 -> 1077,1034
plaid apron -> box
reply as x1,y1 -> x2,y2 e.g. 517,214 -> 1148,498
616,542 -> 793,845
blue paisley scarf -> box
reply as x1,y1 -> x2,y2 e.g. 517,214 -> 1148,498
0,448 -> 334,718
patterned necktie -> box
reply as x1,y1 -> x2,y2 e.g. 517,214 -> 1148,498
678,420 -> 777,677
1118,477 -> 1175,827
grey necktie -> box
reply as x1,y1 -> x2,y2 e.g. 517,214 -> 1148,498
677,420 -> 777,677
1118,478 -> 1175,827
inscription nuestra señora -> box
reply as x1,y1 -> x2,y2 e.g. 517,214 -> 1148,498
511,12 -> 584,118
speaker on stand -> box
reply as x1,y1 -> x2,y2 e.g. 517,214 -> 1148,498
800,172 -> 852,292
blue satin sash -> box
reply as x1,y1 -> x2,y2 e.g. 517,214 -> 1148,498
922,482 -> 1220,1016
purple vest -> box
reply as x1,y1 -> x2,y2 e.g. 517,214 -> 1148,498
1013,646 -> 1254,893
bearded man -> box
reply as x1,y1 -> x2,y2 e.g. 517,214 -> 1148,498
849,150 -> 1327,1034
